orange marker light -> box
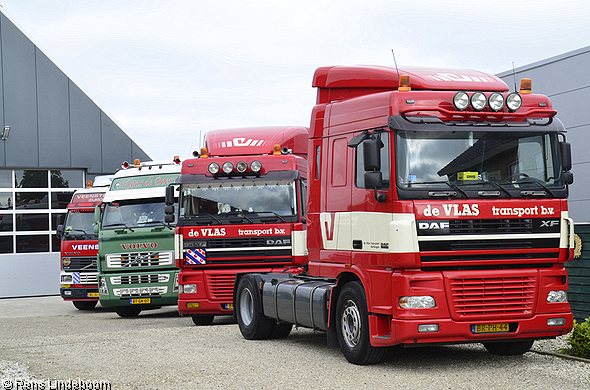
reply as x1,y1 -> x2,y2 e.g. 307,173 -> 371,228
134,159 -> 141,167
398,75 -> 411,91
273,144 -> 281,155
520,78 -> 532,94
200,148 -> 208,158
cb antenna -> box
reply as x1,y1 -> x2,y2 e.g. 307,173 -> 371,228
512,61 -> 518,92
391,49 -> 401,81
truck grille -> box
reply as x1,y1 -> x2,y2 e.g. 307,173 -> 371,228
110,274 -> 170,285
206,274 -> 236,300
447,273 -> 536,320
75,273 -> 98,284
106,251 -> 174,268
63,256 -> 97,271
183,236 -> 292,265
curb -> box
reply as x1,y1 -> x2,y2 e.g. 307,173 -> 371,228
531,349 -> 590,363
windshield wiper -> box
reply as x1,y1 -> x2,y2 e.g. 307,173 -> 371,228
64,228 -> 89,235
102,223 -> 134,232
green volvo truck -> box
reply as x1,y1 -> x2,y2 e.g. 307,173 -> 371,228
96,158 -> 181,317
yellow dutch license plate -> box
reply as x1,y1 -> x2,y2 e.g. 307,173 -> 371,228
87,292 -> 99,298
223,303 -> 234,310
473,323 -> 509,334
130,298 -> 151,305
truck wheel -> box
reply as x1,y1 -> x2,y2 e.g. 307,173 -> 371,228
192,315 -> 215,326
483,340 -> 534,355
270,322 -> 292,339
235,275 -> 274,340
335,281 -> 387,365
72,301 -> 97,310
115,306 -> 141,318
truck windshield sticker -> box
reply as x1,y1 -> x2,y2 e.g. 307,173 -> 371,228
111,174 -> 179,191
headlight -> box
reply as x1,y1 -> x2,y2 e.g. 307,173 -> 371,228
208,162 -> 220,175
453,91 -> 470,111
236,161 -> 248,173
250,160 -> 262,173
399,296 -> 436,309
547,290 -> 567,303
182,284 -> 197,294
506,92 -> 522,111
99,277 -> 109,295
488,92 -> 505,111
222,162 -> 234,174
470,92 -> 487,111
61,274 -> 73,283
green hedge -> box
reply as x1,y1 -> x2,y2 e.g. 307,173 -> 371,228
561,317 -> 590,359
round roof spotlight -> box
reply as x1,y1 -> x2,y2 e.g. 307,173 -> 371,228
488,92 -> 505,111
222,162 -> 234,174
236,161 -> 248,173
250,160 -> 262,173
208,162 -> 220,175
471,92 -> 487,111
453,91 -> 470,111
506,92 -> 522,111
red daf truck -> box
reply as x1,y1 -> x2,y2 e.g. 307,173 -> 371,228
165,126 -> 308,325
57,175 -> 112,310
234,66 -> 575,364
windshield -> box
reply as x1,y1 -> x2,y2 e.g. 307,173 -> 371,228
64,211 -> 95,235
396,130 -> 562,190
180,180 -> 297,218
102,198 -> 166,229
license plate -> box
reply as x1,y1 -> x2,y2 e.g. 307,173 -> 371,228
88,292 -> 99,298
130,298 -> 151,305
473,323 -> 509,334
223,303 -> 234,310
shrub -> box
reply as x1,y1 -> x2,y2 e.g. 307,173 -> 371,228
561,317 -> 590,359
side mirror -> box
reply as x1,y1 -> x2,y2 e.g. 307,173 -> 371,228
94,204 -> 101,233
562,171 -> 574,185
56,224 -> 64,239
363,139 -> 382,171
165,185 -> 175,206
164,214 -> 175,223
560,141 -> 572,171
365,171 -> 387,203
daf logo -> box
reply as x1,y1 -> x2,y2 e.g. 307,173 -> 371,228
266,238 -> 291,246
540,220 -> 560,228
418,222 -> 450,230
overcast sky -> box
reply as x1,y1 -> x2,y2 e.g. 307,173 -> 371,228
2,0 -> 590,161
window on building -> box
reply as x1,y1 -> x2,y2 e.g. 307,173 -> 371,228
0,169 -> 85,254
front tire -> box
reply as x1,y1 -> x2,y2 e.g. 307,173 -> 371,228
192,315 -> 215,326
115,306 -> 141,318
73,301 -> 97,310
235,275 -> 274,340
483,340 -> 534,355
335,281 -> 387,365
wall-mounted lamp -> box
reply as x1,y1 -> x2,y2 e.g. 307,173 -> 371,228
1,126 -> 10,140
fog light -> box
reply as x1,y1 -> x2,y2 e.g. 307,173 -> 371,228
208,162 -> 220,175
130,288 -> 139,295
222,162 -> 234,174
182,284 -> 197,294
149,287 -> 159,294
399,296 -> 436,309
506,92 -> 522,111
120,288 -> 130,295
471,92 -> 487,111
453,91 -> 470,111
236,161 -> 248,173
418,324 -> 439,333
250,160 -> 262,173
547,318 -> 566,327
61,274 -> 73,283
140,287 -> 150,295
99,277 -> 109,295
488,92 -> 505,111
64,290 -> 72,296
547,290 -> 567,303
186,302 -> 200,308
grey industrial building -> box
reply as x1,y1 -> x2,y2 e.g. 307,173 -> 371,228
497,46 -> 590,223
0,11 -> 150,297
1,6 -> 588,298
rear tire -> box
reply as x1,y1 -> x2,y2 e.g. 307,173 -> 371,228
115,306 -> 142,318
235,275 -> 274,340
335,281 -> 387,365
483,340 -> 534,355
72,301 -> 97,310
192,315 -> 215,326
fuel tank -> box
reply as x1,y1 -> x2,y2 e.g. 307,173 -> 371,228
262,278 -> 333,331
